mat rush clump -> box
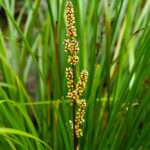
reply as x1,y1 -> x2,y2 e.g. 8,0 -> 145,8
64,1 -> 88,148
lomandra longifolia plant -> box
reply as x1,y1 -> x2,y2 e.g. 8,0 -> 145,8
64,2 -> 88,149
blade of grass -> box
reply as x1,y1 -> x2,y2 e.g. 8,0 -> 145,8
0,128 -> 53,150
87,65 -> 100,150
104,0 -> 112,113
51,103 -> 70,150
46,0 -> 55,36
61,97 -> 74,150
0,0 -> 44,82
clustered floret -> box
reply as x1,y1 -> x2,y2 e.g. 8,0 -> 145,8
80,70 -> 88,82
67,80 -> 74,89
74,72 -> 87,137
76,70 -> 88,96
67,70 -> 88,137
68,55 -> 79,65
75,124 -> 83,138
64,1 -> 79,65
66,68 -> 73,80
65,2 -> 88,139
78,99 -> 87,108
67,90 -> 79,104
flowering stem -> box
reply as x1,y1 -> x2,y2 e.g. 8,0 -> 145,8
72,65 -> 77,150
73,101 -> 77,150
64,2 -> 88,148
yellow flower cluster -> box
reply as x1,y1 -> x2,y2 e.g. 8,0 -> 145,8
75,71 -> 88,129
80,70 -> 88,82
64,40 -> 71,53
69,121 -> 83,138
67,80 -> 74,89
78,99 -> 87,108
70,40 -> 79,55
75,125 -> 83,138
64,2 -> 79,65
75,103 -> 86,125
65,2 -> 88,139
67,90 -> 79,104
66,2 -> 76,39
75,109 -> 85,124
66,68 -> 73,80
76,70 -> 88,96
68,55 -> 79,65
67,70 -> 88,137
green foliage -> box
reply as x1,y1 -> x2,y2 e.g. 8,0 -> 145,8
0,0 -> 150,149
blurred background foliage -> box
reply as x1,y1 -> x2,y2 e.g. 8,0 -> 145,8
0,0 -> 150,149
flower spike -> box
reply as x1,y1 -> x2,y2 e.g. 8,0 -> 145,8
64,1 -> 88,140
